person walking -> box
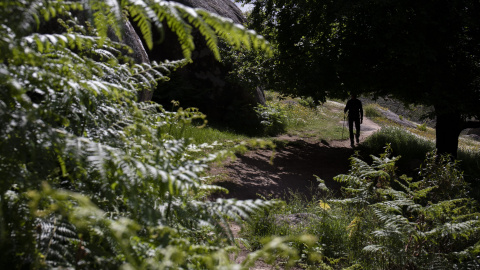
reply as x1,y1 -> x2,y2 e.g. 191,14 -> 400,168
344,94 -> 363,147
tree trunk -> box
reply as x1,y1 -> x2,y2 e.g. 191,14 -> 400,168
435,110 -> 462,158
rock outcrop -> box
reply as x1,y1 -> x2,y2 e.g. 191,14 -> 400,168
142,0 -> 265,132
175,0 -> 246,24
108,20 -> 154,102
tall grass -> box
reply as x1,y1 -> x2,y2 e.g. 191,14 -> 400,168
268,94 -> 345,141
168,124 -> 249,144
360,127 -> 434,162
360,126 -> 480,199
241,190 -> 367,268
363,103 -> 384,118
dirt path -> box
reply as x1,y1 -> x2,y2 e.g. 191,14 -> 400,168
209,118 -> 381,201
207,117 -> 380,269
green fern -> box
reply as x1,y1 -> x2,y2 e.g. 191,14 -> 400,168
36,217 -> 81,268
333,146 -> 480,269
0,1 -> 281,268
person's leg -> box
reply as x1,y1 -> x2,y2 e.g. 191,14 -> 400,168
355,118 -> 360,143
348,118 -> 354,147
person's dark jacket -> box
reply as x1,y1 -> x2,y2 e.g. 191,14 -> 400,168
344,98 -> 363,120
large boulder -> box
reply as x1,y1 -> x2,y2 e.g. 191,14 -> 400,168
108,20 -> 153,102
142,0 -> 265,132
175,0 -> 246,24
466,128 -> 480,136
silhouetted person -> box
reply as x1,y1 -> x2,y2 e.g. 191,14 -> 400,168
344,94 -> 363,147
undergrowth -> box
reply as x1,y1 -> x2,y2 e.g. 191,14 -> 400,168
0,1 -> 307,269
242,146 -> 480,269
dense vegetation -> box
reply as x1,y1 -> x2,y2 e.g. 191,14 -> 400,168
244,145 -> 480,269
229,93 -> 480,269
2,0 -> 480,269
0,0 -> 311,268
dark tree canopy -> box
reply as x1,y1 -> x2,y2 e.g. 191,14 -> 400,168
244,0 -> 480,156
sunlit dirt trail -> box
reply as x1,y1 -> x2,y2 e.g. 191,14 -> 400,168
209,118 -> 381,201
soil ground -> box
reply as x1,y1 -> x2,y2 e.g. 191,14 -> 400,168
209,118 -> 381,201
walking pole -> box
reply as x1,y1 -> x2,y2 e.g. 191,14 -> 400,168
341,113 -> 346,140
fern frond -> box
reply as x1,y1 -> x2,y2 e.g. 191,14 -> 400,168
197,184 -> 229,194
123,0 -> 157,50
333,174 -> 361,185
149,1 -> 194,57
174,4 -> 220,59
207,199 -> 280,223
197,9 -> 272,56
82,0 -> 123,42
36,217 -> 81,268
128,60 -> 187,91
427,220 -> 479,239
363,244 -> 386,254
371,153 -> 401,169
39,1 -> 84,21
23,33 -> 102,52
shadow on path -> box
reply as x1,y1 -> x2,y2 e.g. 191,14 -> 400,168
210,139 -> 355,201
209,117 -> 381,201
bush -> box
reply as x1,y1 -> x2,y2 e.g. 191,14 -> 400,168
364,104 -> 384,118
255,104 -> 287,136
360,127 -> 480,200
417,122 -> 428,131
333,147 -> 480,269
359,127 -> 435,171
298,96 -> 317,109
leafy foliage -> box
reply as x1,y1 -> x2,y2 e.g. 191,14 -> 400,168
254,104 -> 287,136
240,0 -> 480,156
242,146 -> 480,269
221,41 -> 276,94
0,0 -> 279,268
333,146 -> 480,269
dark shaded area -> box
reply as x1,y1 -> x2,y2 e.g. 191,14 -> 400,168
210,139 -> 354,201
38,10 -> 154,102
131,0 -> 264,133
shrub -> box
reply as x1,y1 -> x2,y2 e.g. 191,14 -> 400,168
298,96 -> 317,109
417,122 -> 428,131
364,104 -> 384,118
359,127 -> 435,170
243,147 -> 480,269
333,146 -> 480,269
255,104 -> 287,136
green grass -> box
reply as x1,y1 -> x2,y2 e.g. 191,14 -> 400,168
177,92 -> 346,148
359,127 -> 435,162
267,93 -> 345,141
241,190 -> 365,268
364,103 -> 384,118
169,124 -> 249,144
